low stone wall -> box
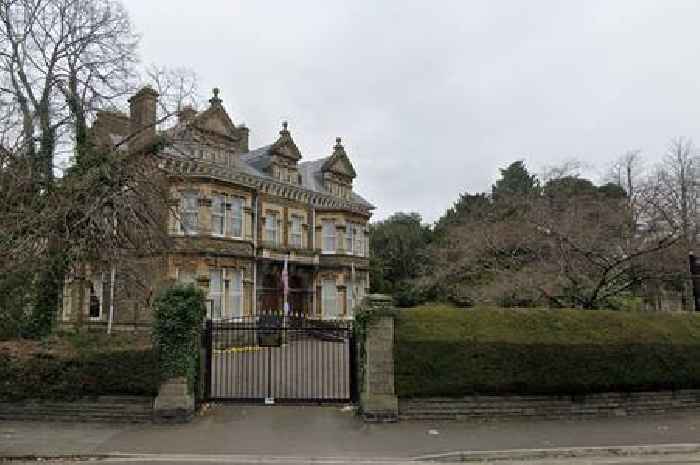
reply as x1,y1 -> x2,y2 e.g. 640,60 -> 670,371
400,390 -> 700,421
0,396 -> 154,423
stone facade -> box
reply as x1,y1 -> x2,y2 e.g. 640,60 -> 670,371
60,87 -> 374,331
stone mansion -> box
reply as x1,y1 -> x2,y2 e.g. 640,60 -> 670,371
60,87 -> 374,331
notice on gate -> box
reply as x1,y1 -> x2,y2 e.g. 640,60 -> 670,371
265,397 -> 275,405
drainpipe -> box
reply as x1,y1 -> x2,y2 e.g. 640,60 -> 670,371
252,191 -> 258,317
311,204 -> 316,317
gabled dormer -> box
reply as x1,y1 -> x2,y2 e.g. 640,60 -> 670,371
321,137 -> 356,199
190,88 -> 249,153
267,122 -> 303,185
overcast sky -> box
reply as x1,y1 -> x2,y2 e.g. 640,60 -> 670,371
121,0 -> 700,223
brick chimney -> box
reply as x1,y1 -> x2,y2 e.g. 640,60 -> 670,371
128,86 -> 159,153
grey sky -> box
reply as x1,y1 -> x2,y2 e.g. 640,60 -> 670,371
121,0 -> 700,223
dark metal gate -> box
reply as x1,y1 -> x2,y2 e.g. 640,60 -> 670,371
203,311 -> 356,404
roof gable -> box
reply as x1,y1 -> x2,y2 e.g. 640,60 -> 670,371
193,105 -> 239,140
270,122 -> 301,161
321,137 -> 356,178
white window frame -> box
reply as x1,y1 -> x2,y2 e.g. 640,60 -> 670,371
265,212 -> 279,246
227,269 -> 243,319
179,191 -> 199,235
354,225 -> 363,257
345,222 -> 354,255
322,220 -> 336,254
211,194 -> 226,236
290,215 -> 303,248
228,197 -> 244,239
209,268 -> 224,320
322,279 -> 338,319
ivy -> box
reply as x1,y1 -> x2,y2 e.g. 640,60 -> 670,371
152,284 -> 206,393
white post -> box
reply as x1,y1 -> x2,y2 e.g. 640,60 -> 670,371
107,212 -> 117,335
107,264 -> 115,335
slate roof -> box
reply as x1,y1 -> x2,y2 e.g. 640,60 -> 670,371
298,157 -> 374,208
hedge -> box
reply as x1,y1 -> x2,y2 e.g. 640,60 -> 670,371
395,305 -> 700,397
151,284 -> 206,394
0,349 -> 158,401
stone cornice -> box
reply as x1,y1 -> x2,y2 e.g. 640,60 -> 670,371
159,154 -> 373,216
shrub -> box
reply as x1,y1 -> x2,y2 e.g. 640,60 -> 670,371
395,305 -> 700,397
151,284 -> 206,393
0,344 -> 157,401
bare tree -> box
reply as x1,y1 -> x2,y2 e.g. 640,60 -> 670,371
0,0 -> 139,186
145,64 -> 202,125
656,137 -> 699,252
0,0 -> 142,335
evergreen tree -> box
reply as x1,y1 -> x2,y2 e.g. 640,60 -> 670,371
492,160 -> 540,199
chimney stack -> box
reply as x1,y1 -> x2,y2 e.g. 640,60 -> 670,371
178,105 -> 197,124
128,86 -> 159,153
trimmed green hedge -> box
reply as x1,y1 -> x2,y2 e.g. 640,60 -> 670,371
395,305 -> 700,397
0,349 -> 158,401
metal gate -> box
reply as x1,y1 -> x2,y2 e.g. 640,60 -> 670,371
203,311 -> 356,404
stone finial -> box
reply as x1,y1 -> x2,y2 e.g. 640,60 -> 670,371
280,120 -> 289,135
209,87 -> 222,106
335,136 -> 342,147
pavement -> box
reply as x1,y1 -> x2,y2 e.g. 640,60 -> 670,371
3,405 -> 700,462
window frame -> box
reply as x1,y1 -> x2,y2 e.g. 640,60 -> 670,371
290,215 -> 303,248
322,220 -> 336,254
345,222 -> 354,255
179,191 -> 199,235
88,275 -> 103,321
322,279 -> 338,319
228,197 -> 244,239
211,194 -> 226,237
208,268 -> 224,320
354,225 -> 364,257
227,269 -> 243,319
265,212 -> 279,246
